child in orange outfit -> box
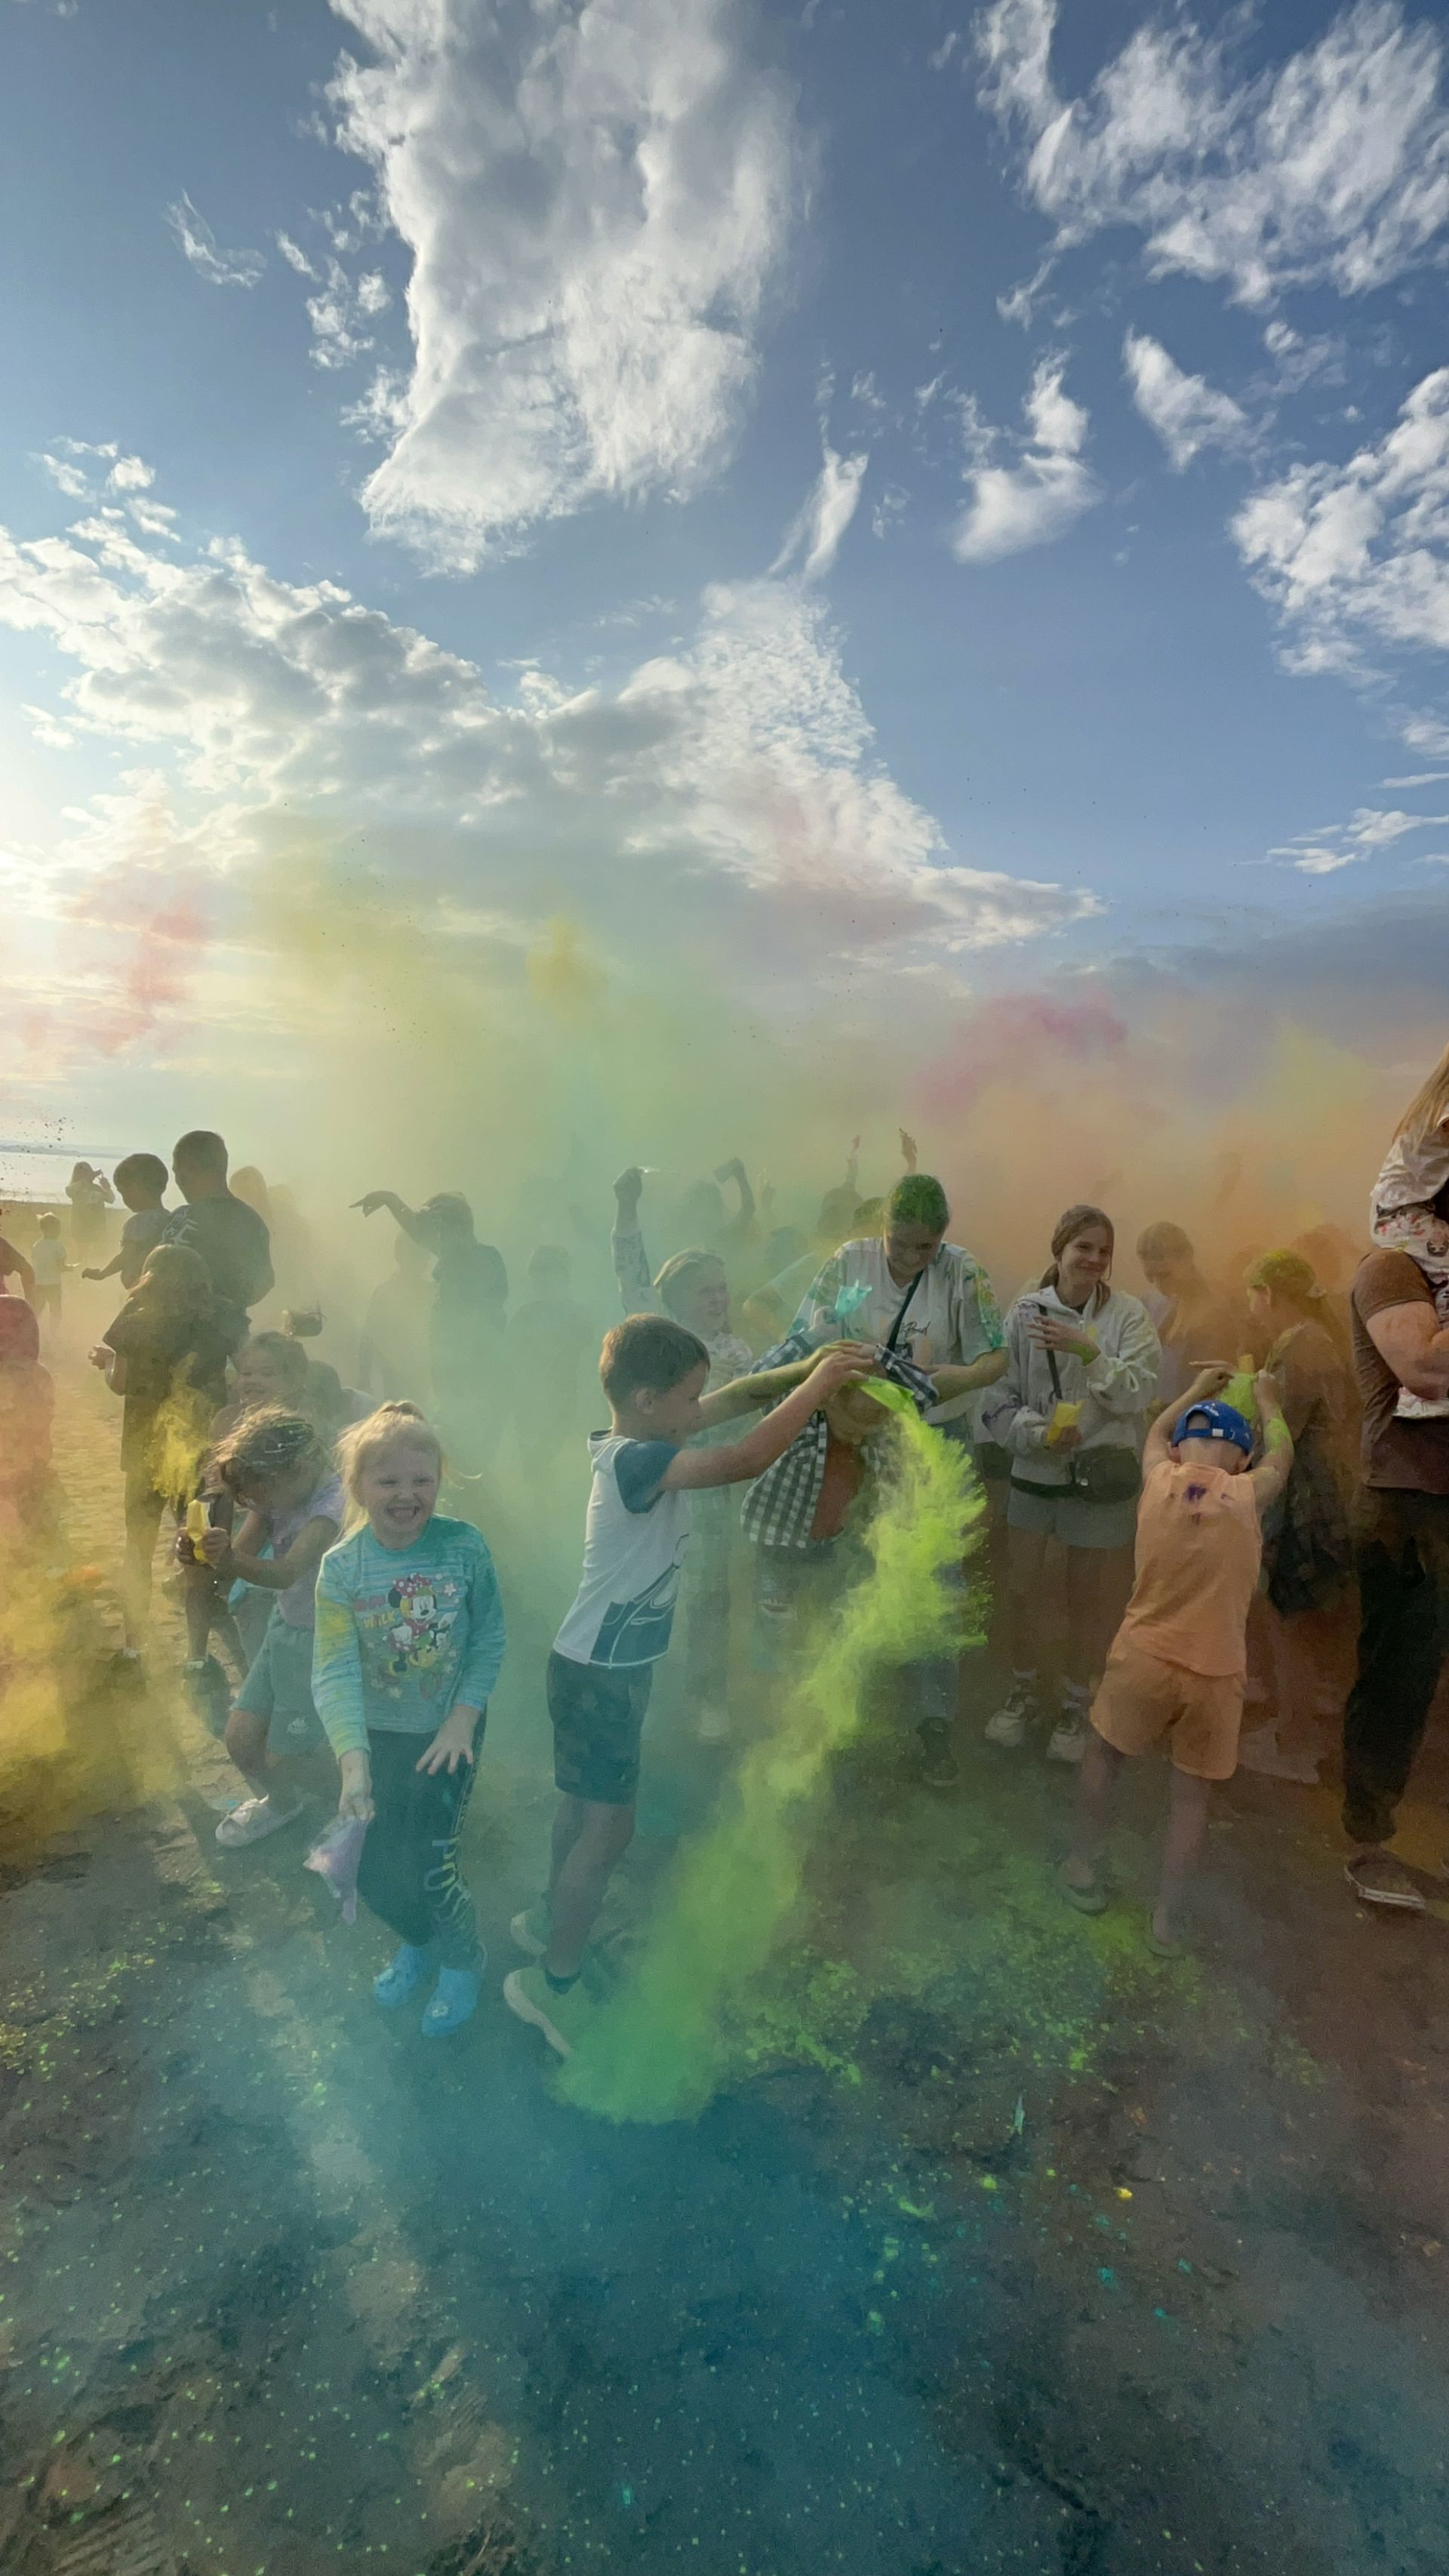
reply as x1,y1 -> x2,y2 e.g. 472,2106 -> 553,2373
1060,1364 -> 1294,1953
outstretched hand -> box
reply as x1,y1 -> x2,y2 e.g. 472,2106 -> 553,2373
613,1165 -> 645,1209
352,1191 -> 395,1219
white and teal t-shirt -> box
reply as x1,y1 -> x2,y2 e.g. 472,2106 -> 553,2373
553,1436 -> 690,1669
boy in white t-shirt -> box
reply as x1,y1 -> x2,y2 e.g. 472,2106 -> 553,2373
503,1315 -> 871,2059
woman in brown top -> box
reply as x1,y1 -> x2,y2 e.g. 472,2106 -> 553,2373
1238,1250 -> 1357,1781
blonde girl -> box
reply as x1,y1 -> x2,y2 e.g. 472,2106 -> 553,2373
1371,1043 -> 1449,1419
310,1404 -> 506,2039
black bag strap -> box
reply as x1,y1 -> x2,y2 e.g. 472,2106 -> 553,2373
884,1270 -> 924,1354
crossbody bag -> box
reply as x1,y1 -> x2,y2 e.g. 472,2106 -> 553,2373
1008,1327 -> 1143,1507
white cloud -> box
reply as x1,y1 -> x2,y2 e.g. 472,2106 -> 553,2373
323,0 -> 798,567
37,443 -> 158,505
977,0 -> 1449,307
165,192 -> 266,290
952,359 -> 1098,563
0,480 -> 1099,986
1381,768 -> 1449,785
1122,330 -> 1247,470
1266,801 -> 1449,869
1232,367 -> 1449,673
771,443 -> 869,583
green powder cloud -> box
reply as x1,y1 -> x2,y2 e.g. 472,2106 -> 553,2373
560,1409 -> 986,2123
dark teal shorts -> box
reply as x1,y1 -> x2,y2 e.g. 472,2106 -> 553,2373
546,1651 -> 654,1807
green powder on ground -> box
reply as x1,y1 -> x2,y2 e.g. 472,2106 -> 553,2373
559,1409 -> 985,2123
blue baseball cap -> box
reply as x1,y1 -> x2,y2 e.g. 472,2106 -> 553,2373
1172,1399 -> 1254,1457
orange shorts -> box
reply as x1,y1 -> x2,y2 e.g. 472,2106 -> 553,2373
1090,1636 -> 1244,1780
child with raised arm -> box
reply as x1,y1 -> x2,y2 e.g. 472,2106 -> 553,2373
312,1404 -> 505,2040
195,1408 -> 343,1849
1060,1366 -> 1294,1954
503,1321 -> 872,2059
611,1165 -> 754,1743
82,1153 -> 171,1289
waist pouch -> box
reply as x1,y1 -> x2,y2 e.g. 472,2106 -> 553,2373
1023,1337 -> 1143,1507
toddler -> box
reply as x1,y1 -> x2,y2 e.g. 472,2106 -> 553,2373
29,1216 -> 67,1335
312,1403 -> 506,2039
195,1408 -> 344,1848
1371,1042 -> 1449,1418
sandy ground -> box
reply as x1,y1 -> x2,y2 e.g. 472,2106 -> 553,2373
2,1342 -> 1449,2576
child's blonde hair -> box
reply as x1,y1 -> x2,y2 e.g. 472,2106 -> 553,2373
131,1242 -> 214,1320
335,1401 -> 445,1531
1395,1042 -> 1449,1147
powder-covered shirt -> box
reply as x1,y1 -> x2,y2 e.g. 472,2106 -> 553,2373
257,1473 -> 344,1627
792,1236 -> 1004,1430
554,1435 -> 691,1668
312,1514 -> 506,1759
1372,1119 -> 1449,1219
1116,1458 -> 1262,1679
31,1239 -> 66,1288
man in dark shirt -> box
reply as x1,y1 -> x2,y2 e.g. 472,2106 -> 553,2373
1343,1180 -> 1449,1908
163,1130 -> 274,1353
354,1186 -> 507,1467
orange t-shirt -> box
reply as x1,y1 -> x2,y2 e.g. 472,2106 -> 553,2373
1116,1457 -> 1261,1678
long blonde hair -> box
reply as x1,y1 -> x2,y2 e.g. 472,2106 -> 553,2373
1395,1042 -> 1449,1146
334,1401 -> 445,1533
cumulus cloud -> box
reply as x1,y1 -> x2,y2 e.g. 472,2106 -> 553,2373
1122,330 -> 1247,470
0,481 -> 1099,994
165,192 -> 266,289
977,0 -> 1449,306
321,0 -> 798,567
952,359 -> 1098,563
1232,367 -> 1449,674
771,443 -> 869,583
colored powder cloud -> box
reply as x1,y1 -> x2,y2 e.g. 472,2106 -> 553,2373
559,1408 -> 986,2124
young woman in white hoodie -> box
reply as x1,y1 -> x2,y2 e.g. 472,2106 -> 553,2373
981,1205 -> 1161,1763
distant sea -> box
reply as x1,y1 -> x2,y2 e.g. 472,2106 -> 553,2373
0,1143 -> 123,1207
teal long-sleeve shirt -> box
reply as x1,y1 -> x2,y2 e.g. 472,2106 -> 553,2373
312,1515 -> 506,1761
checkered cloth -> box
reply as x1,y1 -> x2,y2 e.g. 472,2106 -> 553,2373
738,1334 -> 938,1551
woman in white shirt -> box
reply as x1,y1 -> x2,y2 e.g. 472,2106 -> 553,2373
790,1173 -> 1009,1436
981,1204 -> 1160,1764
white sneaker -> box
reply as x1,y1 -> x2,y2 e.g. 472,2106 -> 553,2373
985,1679 -> 1036,1749
1046,1713 -> 1088,1765
1235,1724 -> 1320,1785
1395,1386 -> 1449,1419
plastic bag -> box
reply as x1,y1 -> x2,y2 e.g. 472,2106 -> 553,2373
303,1814 -> 367,1924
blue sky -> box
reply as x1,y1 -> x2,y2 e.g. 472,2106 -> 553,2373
2,0 -> 1448,1149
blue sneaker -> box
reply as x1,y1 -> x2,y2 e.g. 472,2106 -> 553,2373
421,1964 -> 481,2039
374,1944 -> 430,2008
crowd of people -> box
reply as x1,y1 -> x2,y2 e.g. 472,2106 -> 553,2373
1,1044 -> 1447,2054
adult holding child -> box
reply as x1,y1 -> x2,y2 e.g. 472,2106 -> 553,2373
162,1131 -> 274,1354
983,1205 -> 1161,1763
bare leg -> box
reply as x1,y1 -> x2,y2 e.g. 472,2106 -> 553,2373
1063,1543 -> 1134,1693
1005,1525 -> 1052,1684
1155,1770 -> 1211,1942
223,1707 -> 277,1800
1064,1731 -> 1124,1890
546,1799 -> 635,1978
121,1484 -> 165,1651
